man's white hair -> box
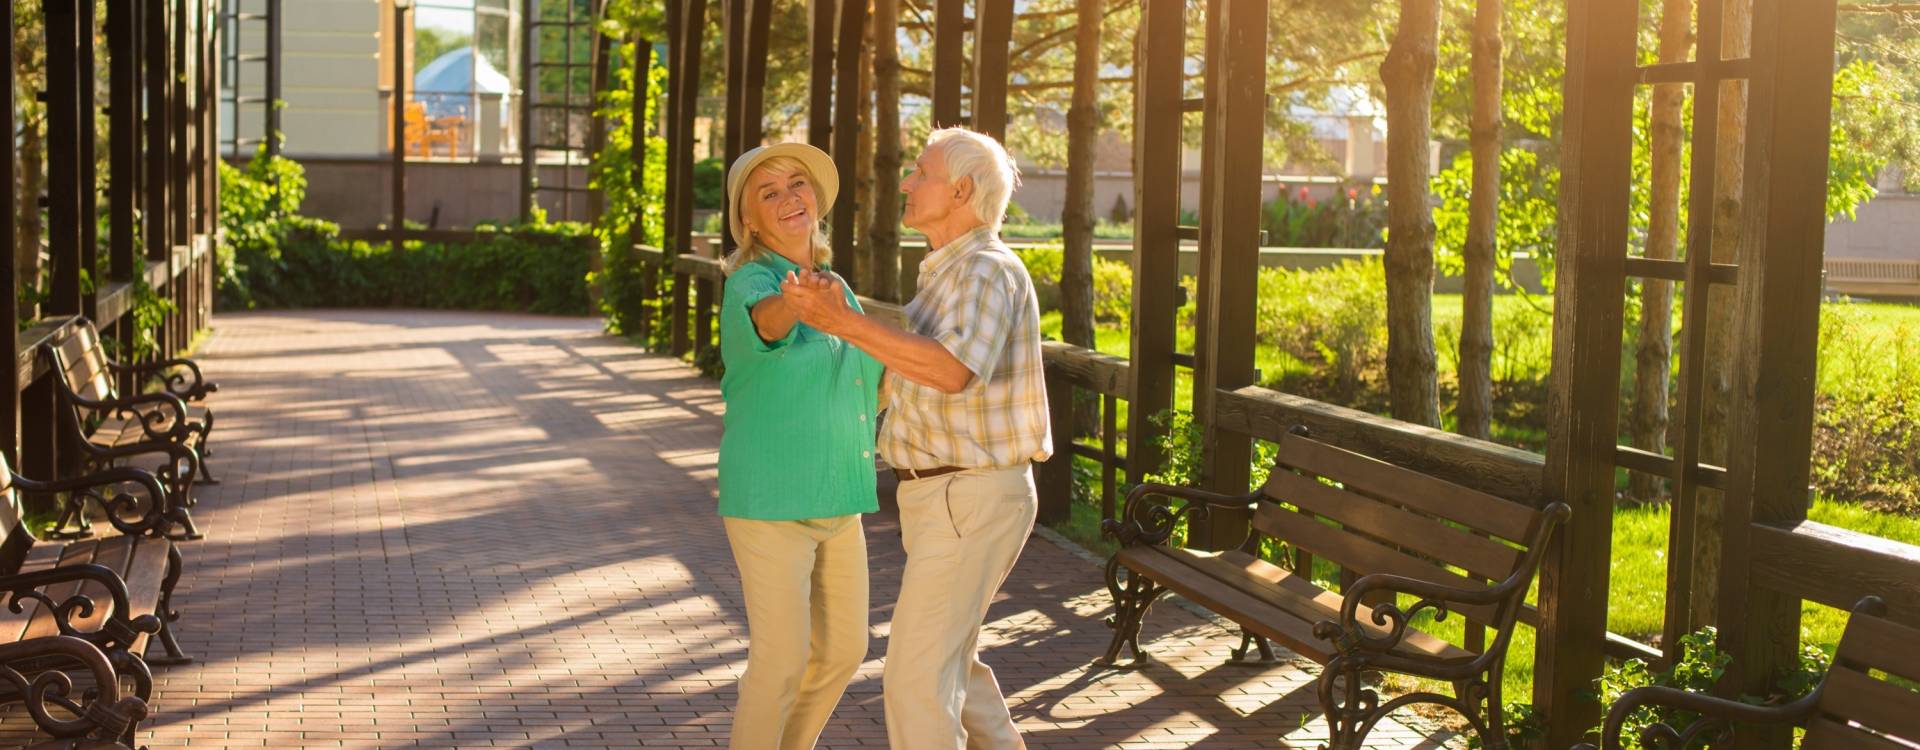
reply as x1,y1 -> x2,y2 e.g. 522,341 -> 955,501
928,127 -> 1021,231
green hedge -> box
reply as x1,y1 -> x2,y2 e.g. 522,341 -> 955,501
218,152 -> 593,315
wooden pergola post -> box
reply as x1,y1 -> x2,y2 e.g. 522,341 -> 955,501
108,0 -> 142,387
1536,0 -> 1637,742
1123,0 -> 1184,484
969,0 -> 1013,141
1715,3 -> 1839,748
828,0 -> 866,287
806,0 -> 835,150
1,3 -> 14,470
666,0 -> 706,357
1192,0 -> 1266,550
930,0 -> 965,127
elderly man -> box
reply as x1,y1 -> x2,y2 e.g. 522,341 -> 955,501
781,127 -> 1050,749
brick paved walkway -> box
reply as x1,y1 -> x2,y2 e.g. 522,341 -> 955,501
4,310 -> 1459,749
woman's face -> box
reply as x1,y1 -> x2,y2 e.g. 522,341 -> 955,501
742,164 -> 820,263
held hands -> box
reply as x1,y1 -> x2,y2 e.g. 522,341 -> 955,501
781,270 -> 852,333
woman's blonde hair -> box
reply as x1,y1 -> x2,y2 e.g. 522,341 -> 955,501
722,155 -> 834,275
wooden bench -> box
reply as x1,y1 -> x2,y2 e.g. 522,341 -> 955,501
37,319 -> 218,540
1577,596 -> 1917,749
1100,428 -> 1569,750
0,455 -> 186,746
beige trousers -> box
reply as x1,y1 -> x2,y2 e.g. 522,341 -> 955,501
724,514 -> 870,750
884,465 -> 1037,750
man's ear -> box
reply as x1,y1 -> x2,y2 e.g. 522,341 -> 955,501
953,175 -> 975,204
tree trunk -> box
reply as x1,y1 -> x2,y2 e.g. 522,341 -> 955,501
1629,0 -> 1692,503
1381,0 -> 1442,428
1059,0 -> 1099,353
1692,0 -> 1751,632
1457,0 -> 1502,441
867,0 -> 901,301
1060,0 -> 1101,438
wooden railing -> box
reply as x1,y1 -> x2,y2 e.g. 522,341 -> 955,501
625,242 -> 1920,666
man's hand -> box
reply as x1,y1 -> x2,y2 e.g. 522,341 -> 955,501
780,270 -> 852,333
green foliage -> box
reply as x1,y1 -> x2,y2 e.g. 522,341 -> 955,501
1584,627 -> 1831,749
1256,259 -> 1390,396
1010,244 -> 1133,324
413,26 -> 472,70
1431,147 -> 1561,290
692,157 -> 725,210
1260,185 -> 1387,249
1813,300 -> 1920,511
1826,59 -> 1899,220
218,149 -> 592,314
589,39 -> 669,339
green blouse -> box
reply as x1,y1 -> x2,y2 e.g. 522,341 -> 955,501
717,251 -> 884,520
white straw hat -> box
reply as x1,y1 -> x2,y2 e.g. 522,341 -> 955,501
726,142 -> 839,248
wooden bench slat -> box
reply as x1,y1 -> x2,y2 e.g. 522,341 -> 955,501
21,543 -> 105,642
1184,549 -> 1470,661
1835,611 -> 1920,684
119,539 -> 171,658
1818,665 -> 1920,740
1263,469 -> 1524,582
1253,502 -> 1504,626
58,327 -> 114,403
0,545 -> 67,643
62,537 -> 136,636
1803,715 -> 1914,750
1276,435 -> 1538,543
1115,545 -> 1338,663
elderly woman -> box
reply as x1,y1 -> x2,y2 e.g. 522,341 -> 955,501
715,142 -> 882,750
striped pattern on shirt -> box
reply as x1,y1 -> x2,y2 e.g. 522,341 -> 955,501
878,226 -> 1054,471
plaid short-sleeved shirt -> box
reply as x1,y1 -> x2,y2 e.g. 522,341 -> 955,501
878,226 -> 1053,471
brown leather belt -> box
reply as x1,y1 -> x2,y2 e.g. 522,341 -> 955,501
893,465 -> 967,482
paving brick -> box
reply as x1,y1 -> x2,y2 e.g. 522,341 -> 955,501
0,311 -> 1461,749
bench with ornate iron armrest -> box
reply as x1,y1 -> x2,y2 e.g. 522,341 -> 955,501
1575,596 -> 1916,749
38,320 -> 213,540
1100,428 -> 1570,750
0,452 -> 191,745
0,635 -> 152,748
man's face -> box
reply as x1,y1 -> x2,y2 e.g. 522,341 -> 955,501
900,142 -> 963,232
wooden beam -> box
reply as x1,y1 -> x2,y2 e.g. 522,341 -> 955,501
1042,341 -> 1130,397
740,0 -> 773,150
970,0 -> 1014,140
1716,3 -> 1839,745
1193,0 -> 1265,551
146,0 -> 173,266
45,0 -> 84,318
930,0 -> 965,127
1,1 -> 15,467
77,0 -> 100,317
1750,521 -> 1920,632
1124,0 -> 1184,484
1535,0 -> 1637,743
1215,386 -> 1547,506
829,0 -> 867,288
670,0 -> 708,356
807,0 -> 835,149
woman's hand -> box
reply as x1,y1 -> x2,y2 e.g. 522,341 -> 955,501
781,271 -> 854,334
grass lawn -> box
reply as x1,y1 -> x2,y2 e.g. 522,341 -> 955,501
1037,293 -> 1920,704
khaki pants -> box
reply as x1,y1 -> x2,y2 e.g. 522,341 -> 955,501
724,514 -> 870,750
884,465 -> 1037,750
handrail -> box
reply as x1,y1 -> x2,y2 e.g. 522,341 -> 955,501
1215,385 -> 1547,507
1752,519 -> 1920,630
